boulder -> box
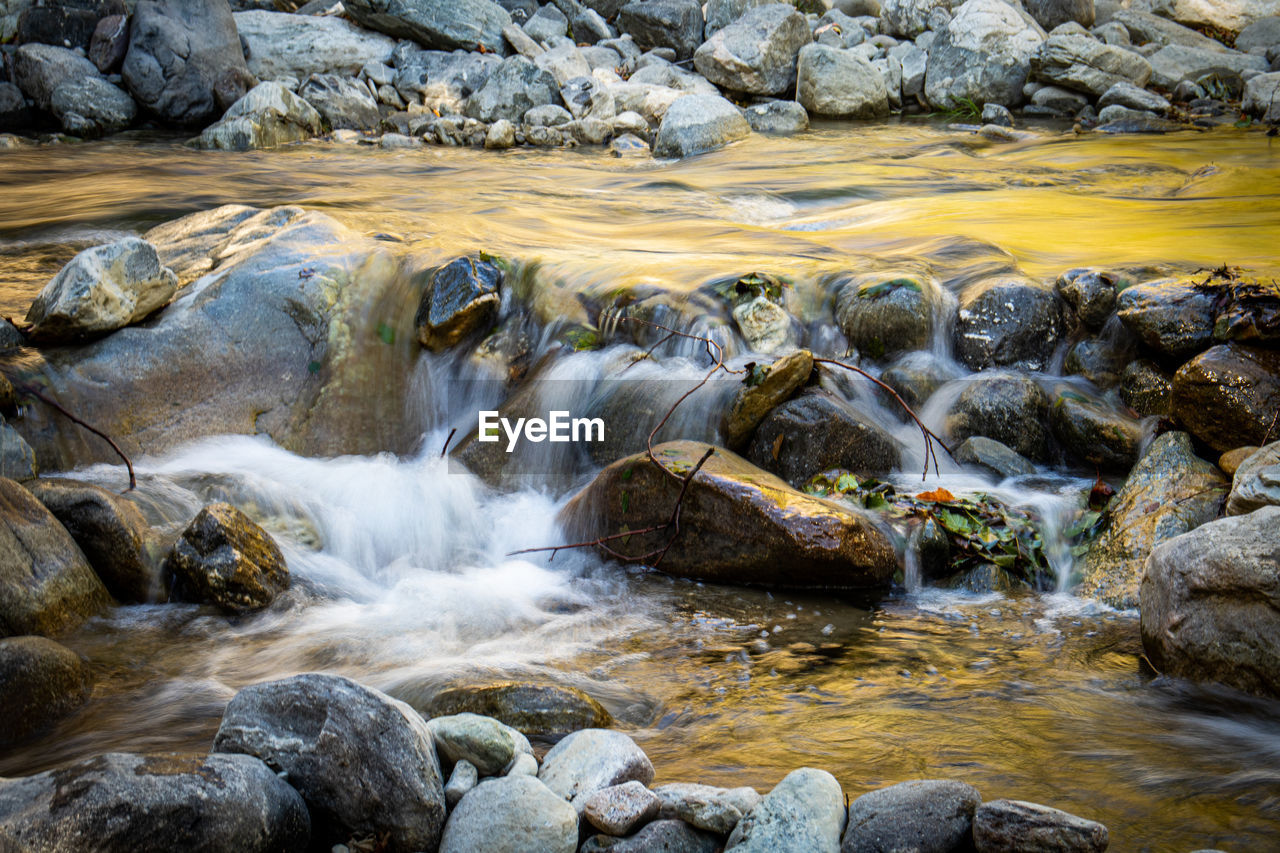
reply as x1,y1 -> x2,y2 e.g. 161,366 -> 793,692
1146,44 -> 1269,91
705,0 -> 776,37
0,635 -> 91,747
213,673 -> 446,853
1237,16 -> 1280,51
298,74 -> 381,131
954,278 -> 1067,372
653,92 -> 751,157
0,477 -> 110,638
419,681 -> 613,735
13,43 -> 101,112
617,0 -> 704,60
445,760 -> 479,807
582,819 -> 720,852
397,49 -> 502,112
414,256 -> 503,351
1226,442 -> 1280,515
524,4 -> 568,42
743,99 -> 809,134
732,295 -> 794,353
165,502 -> 289,614
1078,431 -> 1226,608
835,272 -> 943,358
1097,80 -> 1170,113
89,13 -> 129,73
26,479 -> 165,603
1141,507 -> 1280,699
561,75 -> 615,120
796,43 -> 889,118
535,44 -> 591,87
924,0 -> 1046,108
560,441 -> 898,588
654,782 -> 761,834
49,76 -> 136,136
746,391 -> 903,485
721,348 -> 813,450
1138,0 -> 1280,34
971,799 -> 1108,853
1243,71 -> 1280,122
465,55 -> 559,123
14,0 -> 121,51
693,4 -> 812,96
1032,33 -> 1152,95
1025,0 -> 1095,30
583,780 -> 661,835
0,0 -> 27,43
945,374 -> 1051,462
0,83 -> 31,133
196,80 -> 324,150
0,752 -> 310,852
726,768 -> 845,853
1111,8 -> 1227,50
428,713 -> 516,776
25,237 -> 177,343
123,0 -> 255,126
953,436 -> 1037,479
440,775 -> 578,853
1050,394 -> 1143,472
0,423 -> 37,483
841,779 -> 982,853
1172,344 -> 1280,451
538,728 -> 654,808
234,10 -> 397,82
1118,358 -> 1173,416
880,0 -> 950,38
1115,277 -> 1216,360
343,0 -> 511,53
1064,335 -> 1132,389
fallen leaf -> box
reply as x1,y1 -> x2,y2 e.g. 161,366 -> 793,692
771,432 -> 784,460
916,487 -> 954,502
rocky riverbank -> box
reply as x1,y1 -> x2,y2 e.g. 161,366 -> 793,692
1,0 -> 1280,156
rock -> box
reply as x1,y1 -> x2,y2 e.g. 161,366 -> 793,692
15,0 -> 120,51
747,391 -> 903,485
1172,344 -> 1280,451
536,44 -> 591,86
506,22 -> 546,57
732,295 -> 794,353
344,0 -> 511,53
582,819 -> 720,853
617,0 -> 704,60
945,374 -> 1051,462
166,502 -> 289,614
214,673 -> 445,852
48,74 -> 135,136
1030,83 -> 1089,113
561,75 -> 615,119
445,760 -> 479,808
0,635 -> 91,746
526,103 -> 574,124
393,49 -> 502,111
1142,507 -> 1280,698
1111,9 -> 1226,51
123,0 -> 254,126
726,768 -> 844,853
954,436 -> 1037,479
420,681 -> 613,735
561,441 -> 898,587
234,10 -> 396,84
465,55 -> 559,123
653,92 -> 750,157
428,713 -> 516,776
1238,16 -> 1280,51
655,783 -> 762,834
440,775 -> 578,853
1118,358 -> 1173,415
1146,44 -> 1269,90
1050,394 -> 1143,472
195,79 -> 324,150
744,99 -> 808,134
1097,80 -> 1170,113
525,4 -> 568,42
705,0 -> 775,37
835,272 -> 943,358
721,348 -> 813,450
0,424 -> 37,483
1219,445 -> 1260,478
1078,431 -> 1226,608
879,0 -> 949,39
1138,0 -> 1280,34
842,779 -> 982,853
583,780 -> 661,836
538,728 -> 654,809
796,43 -> 889,118
89,14 -> 129,73
485,117 -> 517,147
0,477 -> 110,638
26,479 -> 164,603
1025,0 -> 1095,30
0,752 -> 310,852
693,4 -> 811,96
1032,33 -> 1152,95
1243,71 -> 1280,121
972,799 -> 1107,853
564,113 -> 614,145
1063,335 -> 1132,389
0,83 -> 31,133
982,102 -> 1014,125
414,256 -> 503,351
1227,442 -> 1280,515
954,278 -> 1067,372
298,74 -> 381,131
13,43 -> 101,112
924,0 -> 1046,109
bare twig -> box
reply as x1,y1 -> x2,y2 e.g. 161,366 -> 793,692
440,426 -> 457,457
10,380 -> 136,491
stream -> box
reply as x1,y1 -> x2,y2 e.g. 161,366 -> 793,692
2,121 -> 1279,850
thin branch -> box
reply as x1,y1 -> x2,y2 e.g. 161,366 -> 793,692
10,379 -> 136,491
440,426 -> 457,457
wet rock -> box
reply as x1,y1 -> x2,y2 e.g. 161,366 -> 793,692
428,713 -> 516,777
842,779 -> 982,853
835,272 -> 943,358
747,391 -> 903,485
1227,442 -> 1280,515
1064,334 -> 1132,389
15,0 -> 120,50
166,502 -> 289,614
214,673 -> 445,853
655,783 -> 762,834
0,83 -> 31,134
196,80 -> 325,150
732,294 -> 795,353
440,775 -> 578,853
0,635 -> 91,747
1115,278 -> 1215,361
26,479 -> 165,603
617,0 -> 704,60
538,728 -> 655,808
1243,71 -> 1280,122
797,43 -> 889,118
982,102 -> 1015,126
583,780 -> 661,836
344,0 -> 511,53
89,14 -> 129,73
0,423 -> 37,482
49,74 -> 135,136
0,477 -> 110,638
0,752 -> 310,853
13,43 -> 101,112
582,819 -> 720,853
235,10 -> 396,82
1078,431 -> 1226,608
924,0 -> 1046,109
726,767 -> 844,853
972,799 -> 1108,852
654,92 -> 751,158
946,374 -> 1051,462
1147,44 -> 1269,91
1118,358 -> 1173,416
1098,80 -> 1170,114
954,278 -> 1067,372
1032,33 -> 1152,96
744,99 -> 809,134
693,4 -> 811,96
954,436 -> 1037,479
562,441 -> 897,587
299,74 -> 381,131
1050,394 -> 1143,472
1142,507 -> 1280,699
414,256 -> 503,352
422,682 -> 612,736
722,348 -> 813,450
466,55 -> 559,123
878,355 -> 952,413
1172,344 -> 1280,451
123,0 -> 254,126
445,759 -> 479,807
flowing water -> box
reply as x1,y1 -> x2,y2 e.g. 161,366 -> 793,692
2,122 -> 1280,850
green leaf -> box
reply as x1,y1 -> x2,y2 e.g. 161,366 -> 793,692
307,360 -> 321,374
865,493 -> 889,510
376,321 -> 395,345
621,491 -> 630,513
835,473 -> 861,493
620,467 -> 633,481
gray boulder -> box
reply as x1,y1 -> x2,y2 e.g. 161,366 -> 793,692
1098,80 -> 1170,113
536,44 -> 591,86
196,80 -> 325,150
797,43 -> 889,117
1226,442 -> 1280,516
954,278 -> 1067,372
420,682 -> 613,736
746,391 -> 903,485
835,271 -> 944,358
234,10 -> 397,82
13,43 -> 101,112
1244,71 -> 1280,121
90,13 -> 130,73
445,760 -> 479,807
953,436 -> 1037,479
654,782 -> 761,834
1025,0 -> 1094,30
880,0 -> 950,39
705,0 -> 775,37
726,768 -> 845,853
1055,268 -> 1117,329
0,752 -> 310,853
842,779 -> 982,853
971,799 -> 1107,853
50,76 -> 136,136
299,74 -> 381,131
1050,394 -> 1142,472
440,775 -> 578,853
1063,335 -> 1132,389
924,0 -> 1045,108
744,99 -> 809,134
1111,8 -> 1226,51
343,0 -> 512,53
582,819 -> 720,852
1032,33 -> 1152,95
654,92 -> 751,157
0,82 -> 30,133
1237,16 -> 1280,52
0,425 -> 37,483
214,673 -> 446,853
0,635 -> 92,747
945,374 -> 1051,462
1115,277 -> 1215,361
25,237 -> 177,342
1137,0 -> 1280,33
524,4 -> 568,42
1146,44 -> 1269,90
166,502 -> 289,614
583,780 -> 661,836
396,49 -> 503,112
538,728 -> 655,808
617,0 -> 705,59
466,55 -> 559,123
428,713 -> 516,776
561,76 -> 616,120
693,4 -> 812,96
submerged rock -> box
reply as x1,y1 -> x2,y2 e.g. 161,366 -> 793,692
0,635 -> 92,747
1172,344 -> 1280,451
953,436 -> 1037,479
166,502 -> 289,614
842,779 -> 982,853
972,799 -> 1108,852
746,391 -> 903,486
421,681 -> 613,735
537,728 -> 655,808
726,767 -> 845,853
344,0 -> 511,53
415,256 -> 503,351
561,441 -> 897,588
440,775 -> 578,853
1226,441 -> 1280,516
945,374 -> 1051,462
